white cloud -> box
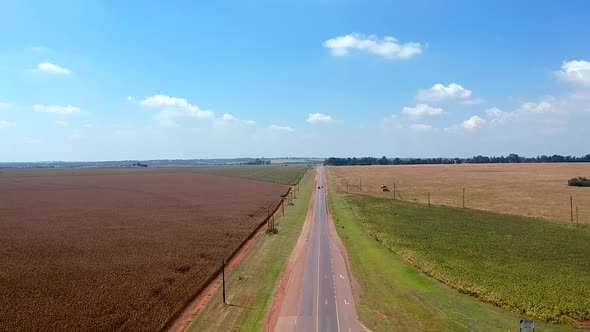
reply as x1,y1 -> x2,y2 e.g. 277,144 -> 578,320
323,33 -> 422,60
416,83 -> 483,104
518,100 -> 554,113
461,99 -> 485,105
409,123 -> 432,130
461,115 -> 485,130
70,129 -> 83,140
142,94 -> 187,108
214,113 -> 256,127
269,124 -> 294,132
481,92 -> 589,133
25,137 -> 41,144
140,94 -> 214,126
126,96 -> 135,101
34,104 -> 79,115
402,103 -> 444,117
486,107 -> 515,125
55,120 -> 68,127
486,107 -> 505,117
28,46 -> 49,52
556,60 -> 590,86
379,114 -> 404,129
155,110 -> 181,127
0,101 -> 11,108
0,120 -> 16,128
36,62 -> 70,75
306,113 -> 333,124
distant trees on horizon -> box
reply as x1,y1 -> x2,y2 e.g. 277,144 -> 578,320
241,158 -> 271,165
324,154 -> 590,166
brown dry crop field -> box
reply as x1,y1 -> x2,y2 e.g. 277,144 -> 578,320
328,163 -> 590,223
0,173 -> 288,332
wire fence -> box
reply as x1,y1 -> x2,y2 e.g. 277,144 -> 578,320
342,178 -> 589,226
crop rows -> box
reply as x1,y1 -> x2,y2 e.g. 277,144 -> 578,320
345,194 -> 590,324
0,172 -> 289,332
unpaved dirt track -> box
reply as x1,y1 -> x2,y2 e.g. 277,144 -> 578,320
273,167 -> 364,332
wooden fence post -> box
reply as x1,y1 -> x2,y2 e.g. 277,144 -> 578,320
462,188 -> 465,208
570,196 -> 573,222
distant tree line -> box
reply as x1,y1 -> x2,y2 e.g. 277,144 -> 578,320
324,154 -> 590,166
241,158 -> 271,165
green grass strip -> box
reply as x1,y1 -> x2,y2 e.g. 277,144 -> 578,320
326,173 -> 580,331
186,168 -> 314,332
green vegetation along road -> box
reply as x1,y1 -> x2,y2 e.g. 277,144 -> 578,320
185,167 -> 314,332
326,173 -> 583,331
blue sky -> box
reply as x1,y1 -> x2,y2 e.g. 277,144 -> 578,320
1,0 -> 589,161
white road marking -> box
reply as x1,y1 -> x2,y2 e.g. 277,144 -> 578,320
314,168 -> 341,332
315,192 -> 321,332
344,299 -> 349,305
340,274 -> 344,279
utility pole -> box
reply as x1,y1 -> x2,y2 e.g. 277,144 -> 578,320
222,258 -> 226,304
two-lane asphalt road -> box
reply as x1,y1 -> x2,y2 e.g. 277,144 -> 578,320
274,167 -> 364,332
